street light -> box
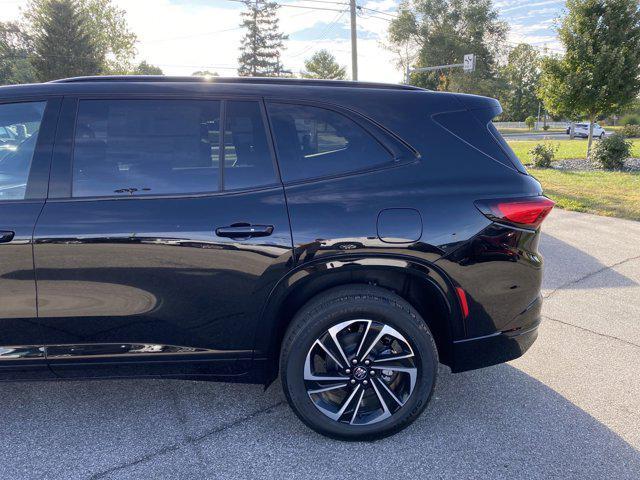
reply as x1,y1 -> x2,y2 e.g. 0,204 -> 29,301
405,54 -> 476,84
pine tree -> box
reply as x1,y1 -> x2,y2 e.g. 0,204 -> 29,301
29,0 -> 102,81
238,0 -> 288,77
302,50 -> 347,80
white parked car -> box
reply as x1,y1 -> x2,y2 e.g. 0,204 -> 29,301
566,122 -> 606,138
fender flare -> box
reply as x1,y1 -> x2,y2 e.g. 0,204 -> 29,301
252,253 -> 464,380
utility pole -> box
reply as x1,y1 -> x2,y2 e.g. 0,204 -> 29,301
350,0 -> 358,81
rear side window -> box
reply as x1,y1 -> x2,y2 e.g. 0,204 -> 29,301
487,123 -> 528,174
0,101 -> 46,200
267,102 -> 392,182
434,110 -> 527,174
72,99 -> 222,197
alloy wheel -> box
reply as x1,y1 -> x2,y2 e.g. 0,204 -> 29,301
304,319 -> 418,426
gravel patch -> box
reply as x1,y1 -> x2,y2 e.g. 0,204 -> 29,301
551,157 -> 640,172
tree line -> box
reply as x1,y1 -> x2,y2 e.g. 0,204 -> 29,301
0,0 -> 347,85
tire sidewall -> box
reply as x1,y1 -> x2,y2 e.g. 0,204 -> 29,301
281,292 -> 438,440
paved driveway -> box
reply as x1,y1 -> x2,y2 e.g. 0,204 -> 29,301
2,209 -> 639,479
502,132 -> 570,141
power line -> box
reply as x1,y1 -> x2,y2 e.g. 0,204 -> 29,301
225,0 -> 345,12
357,12 -> 393,22
280,0 -> 348,5
141,26 -> 243,44
288,9 -> 348,57
358,6 -> 397,18
152,64 -> 239,70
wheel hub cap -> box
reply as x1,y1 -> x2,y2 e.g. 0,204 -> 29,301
352,365 -> 368,381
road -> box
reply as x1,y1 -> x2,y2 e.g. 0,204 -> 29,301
2,209 -> 639,479
502,131 -> 613,141
502,131 -> 569,141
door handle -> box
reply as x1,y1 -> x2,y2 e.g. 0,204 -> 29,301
0,231 -> 15,243
215,224 -> 274,239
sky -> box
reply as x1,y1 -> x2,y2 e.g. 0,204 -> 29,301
0,0 -> 566,83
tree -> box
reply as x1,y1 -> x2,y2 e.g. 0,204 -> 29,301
302,50 -> 346,80
78,0 -> 137,74
192,70 -> 219,77
27,0 -> 102,81
24,0 -> 137,79
0,22 -> 37,85
388,0 -> 507,96
238,0 -> 288,77
525,116 -> 536,130
132,61 -> 163,75
499,44 -> 541,121
539,0 -> 640,158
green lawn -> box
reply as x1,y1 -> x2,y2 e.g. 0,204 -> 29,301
506,139 -> 640,221
508,138 -> 640,165
528,168 -> 640,221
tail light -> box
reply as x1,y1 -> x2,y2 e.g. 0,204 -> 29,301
475,196 -> 555,230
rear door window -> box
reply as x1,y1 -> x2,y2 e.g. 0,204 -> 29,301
223,101 -> 277,190
0,101 -> 47,200
72,99 -> 221,197
267,102 -> 392,182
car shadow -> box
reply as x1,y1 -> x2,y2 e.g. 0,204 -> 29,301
539,232 -> 637,291
0,364 -> 638,479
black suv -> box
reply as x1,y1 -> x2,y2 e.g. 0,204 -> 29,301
0,77 -> 553,439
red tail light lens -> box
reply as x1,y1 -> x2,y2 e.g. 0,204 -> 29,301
455,287 -> 469,318
475,196 -> 555,229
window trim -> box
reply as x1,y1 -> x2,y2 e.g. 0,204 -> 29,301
53,94 -> 282,201
264,98 -> 419,186
0,97 -> 61,203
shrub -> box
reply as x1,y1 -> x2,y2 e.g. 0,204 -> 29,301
528,143 -> 557,168
621,124 -> 640,138
620,113 -> 640,125
542,125 -> 550,131
591,133 -> 630,170
525,116 -> 536,130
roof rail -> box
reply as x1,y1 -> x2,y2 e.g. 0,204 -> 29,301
50,75 -> 424,91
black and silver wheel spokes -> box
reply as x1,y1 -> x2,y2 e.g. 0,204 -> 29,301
304,319 -> 417,425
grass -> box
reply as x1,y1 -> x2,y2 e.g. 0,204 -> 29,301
528,168 -> 640,221
507,138 -> 640,164
504,138 -> 640,221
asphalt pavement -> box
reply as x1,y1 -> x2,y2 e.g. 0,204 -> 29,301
502,131 -> 569,141
1,208 -> 639,479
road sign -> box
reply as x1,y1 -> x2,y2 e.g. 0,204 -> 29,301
463,54 -> 476,73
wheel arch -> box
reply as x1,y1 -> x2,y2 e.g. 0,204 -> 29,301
254,255 -> 463,385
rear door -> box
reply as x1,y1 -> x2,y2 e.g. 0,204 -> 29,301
33,95 -> 293,379
0,97 -> 59,379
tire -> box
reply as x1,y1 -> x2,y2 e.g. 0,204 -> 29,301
280,284 -> 438,440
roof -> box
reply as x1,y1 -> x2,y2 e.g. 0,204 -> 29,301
0,76 -> 459,116
50,75 -> 424,91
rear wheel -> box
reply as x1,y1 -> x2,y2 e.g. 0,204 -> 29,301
280,285 -> 438,440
